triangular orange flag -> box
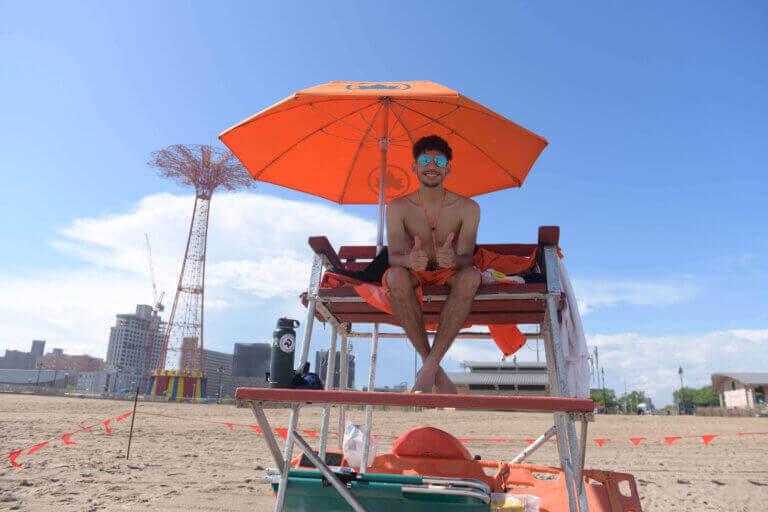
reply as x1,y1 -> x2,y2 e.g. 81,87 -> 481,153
629,438 -> 646,446
702,435 -> 719,446
525,439 -> 536,445
303,430 -> 317,438
594,438 -> 609,447
61,433 -> 78,445
664,436 -> 681,446
248,425 -> 261,433
7,450 -> 23,468
27,441 -> 49,455
275,428 -> 288,440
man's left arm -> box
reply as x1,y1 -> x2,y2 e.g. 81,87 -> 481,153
454,201 -> 480,268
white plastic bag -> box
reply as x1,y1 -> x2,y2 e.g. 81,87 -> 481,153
342,421 -> 377,469
490,493 -> 542,512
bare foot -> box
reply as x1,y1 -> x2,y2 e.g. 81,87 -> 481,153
414,365 -> 437,393
435,367 -> 458,394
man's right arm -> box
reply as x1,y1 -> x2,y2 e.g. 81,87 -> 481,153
386,201 -> 411,267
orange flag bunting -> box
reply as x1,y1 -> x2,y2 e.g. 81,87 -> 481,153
303,430 -> 317,438
61,433 -> 77,445
629,438 -> 646,446
103,420 -> 114,434
27,442 -> 48,455
248,425 -> 261,433
664,436 -> 681,446
701,435 -> 719,446
275,428 -> 288,440
594,439 -> 609,447
8,450 -> 23,468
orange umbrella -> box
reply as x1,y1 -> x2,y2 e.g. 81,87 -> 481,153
219,81 -> 547,245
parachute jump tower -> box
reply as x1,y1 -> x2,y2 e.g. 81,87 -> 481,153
147,144 -> 253,400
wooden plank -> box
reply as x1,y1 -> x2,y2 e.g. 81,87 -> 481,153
235,388 -> 593,413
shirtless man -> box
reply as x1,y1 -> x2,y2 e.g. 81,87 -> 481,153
385,135 -> 481,394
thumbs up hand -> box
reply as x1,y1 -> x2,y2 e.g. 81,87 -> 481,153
437,232 -> 456,269
409,236 -> 428,271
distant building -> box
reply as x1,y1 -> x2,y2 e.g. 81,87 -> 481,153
0,369 -> 71,388
0,340 -> 46,370
77,370 -> 118,393
711,372 -> 768,411
105,305 -> 166,392
233,342 -> 270,378
447,360 -> 549,396
204,348 -> 233,398
315,350 -> 355,389
37,349 -> 104,373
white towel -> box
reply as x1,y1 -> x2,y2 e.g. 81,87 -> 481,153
558,260 -> 591,399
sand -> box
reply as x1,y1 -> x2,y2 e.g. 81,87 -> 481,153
1,394 -> 767,511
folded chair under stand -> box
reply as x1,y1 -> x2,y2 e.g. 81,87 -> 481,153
236,226 -> 642,512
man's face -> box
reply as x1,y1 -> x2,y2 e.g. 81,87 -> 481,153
413,149 -> 451,188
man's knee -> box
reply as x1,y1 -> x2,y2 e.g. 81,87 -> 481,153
449,267 -> 481,295
385,267 -> 416,294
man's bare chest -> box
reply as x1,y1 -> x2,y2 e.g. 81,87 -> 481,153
402,204 -> 463,250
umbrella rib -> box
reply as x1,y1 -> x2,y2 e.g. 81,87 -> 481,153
388,100 -> 416,145
338,102 -> 384,203
255,102 -> 380,178
310,102 -> 380,141
389,101 -> 460,144
353,96 -> 383,140
392,101 -> 521,185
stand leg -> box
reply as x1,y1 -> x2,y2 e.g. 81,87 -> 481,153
360,323 -> 379,471
250,402 -> 285,470
319,325 -> 339,460
274,257 -> 320,512
338,327 -> 350,450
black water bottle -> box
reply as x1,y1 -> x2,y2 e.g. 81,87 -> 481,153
268,318 -> 300,388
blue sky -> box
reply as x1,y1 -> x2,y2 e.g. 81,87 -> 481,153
1,1 -> 766,405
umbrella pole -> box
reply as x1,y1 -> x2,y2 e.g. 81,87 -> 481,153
361,98 -> 390,472
375,98 -> 390,252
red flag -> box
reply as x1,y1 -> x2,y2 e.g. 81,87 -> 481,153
275,428 -> 288,440
594,438 -> 609,447
702,435 -> 719,446
248,425 -> 261,433
664,436 -> 681,446
7,450 -> 23,468
223,423 -> 234,430
629,438 -> 646,446
115,412 -> 132,422
61,433 -> 78,445
525,439 -> 536,445
457,438 -> 470,443
103,420 -> 114,434
303,430 -> 317,438
27,442 -> 49,455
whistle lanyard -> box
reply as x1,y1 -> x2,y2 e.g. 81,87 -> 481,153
417,189 -> 447,255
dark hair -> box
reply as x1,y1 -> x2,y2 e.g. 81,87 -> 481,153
412,135 -> 452,161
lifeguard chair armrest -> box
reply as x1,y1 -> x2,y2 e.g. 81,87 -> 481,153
308,236 -> 344,270
235,388 -> 593,413
537,226 -> 559,246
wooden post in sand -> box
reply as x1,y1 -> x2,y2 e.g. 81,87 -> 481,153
126,382 -> 140,459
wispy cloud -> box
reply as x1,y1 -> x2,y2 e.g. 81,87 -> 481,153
573,277 -> 701,314
2,192 -> 375,357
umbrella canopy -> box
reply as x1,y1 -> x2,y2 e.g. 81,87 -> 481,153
219,81 -> 548,205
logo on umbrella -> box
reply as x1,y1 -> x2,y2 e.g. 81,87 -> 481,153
368,165 -> 410,199
346,83 -> 411,91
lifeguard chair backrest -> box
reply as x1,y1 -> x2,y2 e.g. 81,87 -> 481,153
338,244 -> 540,272
391,426 -> 473,460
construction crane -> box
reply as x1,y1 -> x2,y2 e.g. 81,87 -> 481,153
145,233 -> 165,313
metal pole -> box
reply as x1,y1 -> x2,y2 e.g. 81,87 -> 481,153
511,425 -> 556,464
291,432 -> 368,512
360,323 -> 379,471
274,254 -> 322,512
375,98 -> 390,252
250,402 -> 285,470
338,329 -> 349,450
601,368 -> 608,414
319,325 -> 339,460
126,382 -> 140,459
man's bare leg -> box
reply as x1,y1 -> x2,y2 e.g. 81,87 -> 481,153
386,267 -> 453,393
418,267 -> 481,393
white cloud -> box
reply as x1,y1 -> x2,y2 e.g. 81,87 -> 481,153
572,277 -> 701,314
587,328 -> 768,405
1,192 -> 375,358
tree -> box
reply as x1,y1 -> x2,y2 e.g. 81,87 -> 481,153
673,385 -> 720,408
617,390 -> 649,414
590,388 -> 618,412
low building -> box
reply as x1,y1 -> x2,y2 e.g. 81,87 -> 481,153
447,360 -> 549,396
37,348 -> 105,373
0,340 -> 46,370
711,372 -> 768,410
0,369 -> 71,388
315,350 -> 355,389
77,370 -> 118,393
204,348 -> 234,399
